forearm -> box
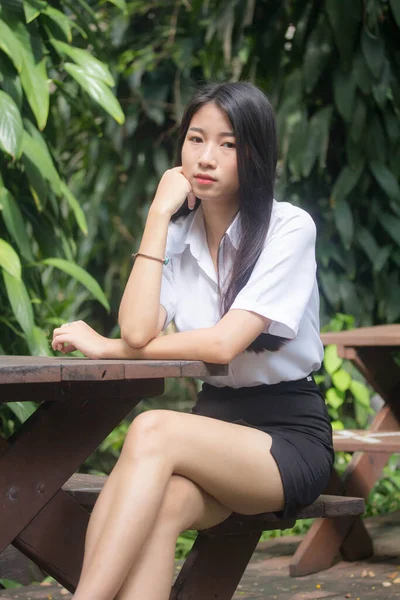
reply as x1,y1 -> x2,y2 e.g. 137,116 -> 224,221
118,208 -> 170,345
103,328 -> 230,364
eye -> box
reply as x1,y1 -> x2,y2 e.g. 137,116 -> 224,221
189,136 -> 202,143
222,141 -> 236,149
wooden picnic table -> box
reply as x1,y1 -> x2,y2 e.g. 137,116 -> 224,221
290,324 -> 400,576
0,356 -> 227,592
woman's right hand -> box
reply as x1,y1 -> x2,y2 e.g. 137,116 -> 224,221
151,167 -> 197,217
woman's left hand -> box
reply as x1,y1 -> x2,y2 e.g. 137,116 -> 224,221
52,320 -> 110,359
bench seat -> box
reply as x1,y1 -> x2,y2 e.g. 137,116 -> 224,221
63,473 -> 365,599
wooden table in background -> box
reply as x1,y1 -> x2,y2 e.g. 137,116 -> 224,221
0,356 -> 227,591
290,324 -> 400,576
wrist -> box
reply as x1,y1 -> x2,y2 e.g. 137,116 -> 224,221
99,337 -> 123,359
148,202 -> 174,220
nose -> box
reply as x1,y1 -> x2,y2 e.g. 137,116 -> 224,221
198,143 -> 217,168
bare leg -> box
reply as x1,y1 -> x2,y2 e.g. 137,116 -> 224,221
115,475 -> 231,600
73,410 -> 284,600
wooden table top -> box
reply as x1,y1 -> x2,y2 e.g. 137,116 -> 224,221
321,324 -> 400,347
0,356 -> 228,385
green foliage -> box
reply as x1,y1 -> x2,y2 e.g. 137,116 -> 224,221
0,1 -> 125,357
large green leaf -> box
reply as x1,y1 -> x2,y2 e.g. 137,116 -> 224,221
41,6 -> 71,43
12,21 -> 49,130
41,258 -> 110,311
326,0 -> 361,70
333,67 -> 356,122
379,212 -> 400,247
303,15 -> 333,93
23,0 -> 47,23
302,106 -> 332,177
51,39 -> 114,86
61,182 -> 88,235
333,198 -> 354,249
0,90 -> 23,158
22,129 -> 62,196
331,163 -> 363,203
0,185 -> 34,261
349,95 -> 366,143
0,18 -> 23,72
6,401 -> 36,422
369,161 -> 400,202
26,325 -> 52,356
0,238 -> 21,279
64,63 -> 125,124
361,27 -> 385,78
357,227 -> 379,262
389,0 -> 400,29
324,344 -> 343,375
2,269 -> 35,334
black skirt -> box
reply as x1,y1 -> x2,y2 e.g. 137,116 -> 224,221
191,376 -> 334,519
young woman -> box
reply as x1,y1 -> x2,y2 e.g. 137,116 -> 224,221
52,81 -> 334,600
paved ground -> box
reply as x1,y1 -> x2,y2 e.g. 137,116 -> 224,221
1,511 -> 400,599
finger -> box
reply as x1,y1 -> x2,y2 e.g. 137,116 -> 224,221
188,192 -> 197,210
61,344 -> 77,353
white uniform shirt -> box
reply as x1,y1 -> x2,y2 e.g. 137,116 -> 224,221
160,200 -> 324,388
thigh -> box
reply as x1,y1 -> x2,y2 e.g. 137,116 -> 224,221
131,410 -> 285,515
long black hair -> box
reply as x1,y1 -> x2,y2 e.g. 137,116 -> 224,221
173,81 -> 289,352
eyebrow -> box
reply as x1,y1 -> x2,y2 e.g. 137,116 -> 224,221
188,127 -> 235,137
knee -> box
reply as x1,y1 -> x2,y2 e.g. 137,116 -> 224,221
121,410 -> 170,462
157,475 -> 200,534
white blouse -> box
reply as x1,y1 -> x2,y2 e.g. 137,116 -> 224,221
160,200 -> 324,388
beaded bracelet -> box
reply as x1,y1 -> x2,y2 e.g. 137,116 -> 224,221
132,252 -> 170,266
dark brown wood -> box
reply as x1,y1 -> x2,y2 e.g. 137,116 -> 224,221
0,357 -> 228,386
0,379 -> 162,568
170,531 -> 262,600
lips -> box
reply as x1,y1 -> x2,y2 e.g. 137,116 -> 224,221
194,173 -> 216,181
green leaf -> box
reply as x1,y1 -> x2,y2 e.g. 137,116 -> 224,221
333,199 -> 354,249
22,128 -> 62,196
379,212 -> 400,247
26,325 -> 52,356
2,269 -> 35,334
369,161 -> 400,201
324,344 -> 343,375
303,15 -> 333,93
0,90 -> 23,158
41,6 -> 72,42
361,27 -> 385,78
106,0 -> 127,12
372,59 -> 391,108
13,22 -> 49,130
357,227 -> 379,262
302,106 -> 333,176
373,246 -> 391,273
333,67 -> 356,122
332,368 -> 352,392
350,380 -> 370,408
61,182 -> 88,235
42,258 -> 110,311
0,238 -> 21,279
6,401 -> 36,422
0,186 -> 34,261
350,95 -> 366,143
23,0 -> 47,23
389,0 -> 400,29
326,0 -> 361,70
51,39 -> 114,86
332,163 -> 363,203
326,387 -> 345,410
0,18 -> 23,72
64,63 -> 124,124
0,579 -> 23,590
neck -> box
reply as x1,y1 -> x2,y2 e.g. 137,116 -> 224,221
201,200 -> 239,251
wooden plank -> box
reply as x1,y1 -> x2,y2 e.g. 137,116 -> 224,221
333,429 -> 400,453
0,357 -> 228,385
0,379 -> 162,555
170,531 -> 262,600
321,324 -> 400,347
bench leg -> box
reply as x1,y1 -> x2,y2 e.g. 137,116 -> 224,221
170,531 -> 262,600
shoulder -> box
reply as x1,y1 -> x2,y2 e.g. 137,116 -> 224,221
265,200 -> 316,247
165,211 -> 196,255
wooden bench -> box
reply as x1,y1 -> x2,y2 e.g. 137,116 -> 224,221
63,474 -> 365,599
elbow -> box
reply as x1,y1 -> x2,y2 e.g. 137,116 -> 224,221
121,328 -> 154,349
213,334 -> 235,364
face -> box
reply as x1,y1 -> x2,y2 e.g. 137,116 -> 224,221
181,102 -> 239,207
